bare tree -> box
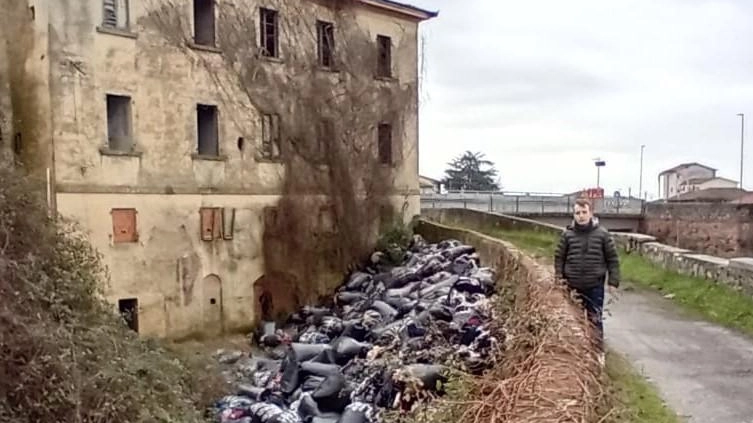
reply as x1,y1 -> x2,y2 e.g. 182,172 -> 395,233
144,0 -> 418,317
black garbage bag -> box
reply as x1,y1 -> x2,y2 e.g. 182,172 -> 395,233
341,321 -> 369,342
281,361 -> 301,395
441,245 -> 475,261
298,331 -> 331,345
321,316 -> 345,338
300,361 -> 342,378
256,358 -> 282,373
336,291 -> 367,306
452,277 -> 489,296
331,336 -> 371,365
387,267 -> 419,289
238,384 -> 271,401
312,372 -> 349,412
309,348 -> 338,365
452,255 -> 477,275
337,402 -> 374,423
383,283 -> 415,300
345,272 -> 372,291
428,304 -> 453,322
301,375 -> 326,392
296,393 -> 321,420
290,343 -> 334,362
369,300 -> 398,321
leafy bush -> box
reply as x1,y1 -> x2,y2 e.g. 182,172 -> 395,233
0,162 -> 223,423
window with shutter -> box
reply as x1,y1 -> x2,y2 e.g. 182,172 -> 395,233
111,208 -> 138,243
102,0 -> 129,29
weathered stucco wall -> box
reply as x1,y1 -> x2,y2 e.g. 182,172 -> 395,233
415,218 -> 600,421
641,202 -> 753,258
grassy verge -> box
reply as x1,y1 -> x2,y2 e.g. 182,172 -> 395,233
602,350 -> 681,423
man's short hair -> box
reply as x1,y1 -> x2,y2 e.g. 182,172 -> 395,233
574,198 -> 592,211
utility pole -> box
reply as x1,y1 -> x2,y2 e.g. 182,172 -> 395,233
594,158 -> 606,188
639,144 -> 645,198
739,113 -> 745,189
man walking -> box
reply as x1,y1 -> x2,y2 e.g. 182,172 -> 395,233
554,198 -> 620,363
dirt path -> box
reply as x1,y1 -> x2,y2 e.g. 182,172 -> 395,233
605,286 -> 753,423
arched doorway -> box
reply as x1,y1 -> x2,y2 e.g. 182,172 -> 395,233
201,274 -> 223,335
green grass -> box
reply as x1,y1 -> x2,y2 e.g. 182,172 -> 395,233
602,350 -> 681,423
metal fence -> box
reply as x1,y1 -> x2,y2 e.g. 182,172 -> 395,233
420,192 -> 645,216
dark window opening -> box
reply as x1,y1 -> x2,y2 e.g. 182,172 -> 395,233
103,0 -> 129,29
260,8 -> 278,57
118,298 -> 139,332
106,94 -> 132,151
197,104 -> 219,156
317,20 -> 334,68
261,113 -> 281,160
378,123 -> 392,165
13,133 -> 21,155
377,35 -> 392,78
210,298 -> 217,305
194,0 -> 215,46
237,136 -> 245,151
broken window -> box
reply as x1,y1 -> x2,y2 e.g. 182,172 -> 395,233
377,123 -> 392,165
261,113 -> 281,160
260,8 -> 279,58
196,104 -> 219,156
106,94 -> 132,151
102,0 -> 129,29
376,35 -> 392,78
317,20 -> 335,68
118,298 -> 139,332
111,208 -> 138,243
194,0 -> 216,46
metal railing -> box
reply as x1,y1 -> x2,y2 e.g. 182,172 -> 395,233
420,191 -> 645,216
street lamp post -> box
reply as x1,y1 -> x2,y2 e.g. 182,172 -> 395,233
639,144 -> 645,199
594,158 -> 606,188
738,113 -> 745,189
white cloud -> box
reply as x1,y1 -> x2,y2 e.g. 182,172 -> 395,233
411,0 -> 753,196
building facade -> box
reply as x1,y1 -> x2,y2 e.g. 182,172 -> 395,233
658,162 -> 738,199
1,0 -> 436,339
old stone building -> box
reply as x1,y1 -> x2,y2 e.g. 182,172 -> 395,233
0,0 -> 436,339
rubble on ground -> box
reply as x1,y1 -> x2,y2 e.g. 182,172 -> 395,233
213,235 -> 502,423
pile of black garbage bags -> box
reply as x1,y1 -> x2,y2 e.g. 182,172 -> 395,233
213,236 -> 500,423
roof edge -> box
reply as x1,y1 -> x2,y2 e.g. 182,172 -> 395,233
359,0 -> 439,20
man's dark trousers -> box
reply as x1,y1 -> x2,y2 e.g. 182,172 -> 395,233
572,282 -> 605,351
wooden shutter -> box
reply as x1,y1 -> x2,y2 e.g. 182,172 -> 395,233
200,207 -> 215,241
112,208 -> 137,243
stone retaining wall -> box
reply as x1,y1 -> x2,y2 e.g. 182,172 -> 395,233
415,217 -> 600,422
421,208 -> 753,298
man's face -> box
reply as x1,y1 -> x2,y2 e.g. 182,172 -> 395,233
574,203 -> 592,225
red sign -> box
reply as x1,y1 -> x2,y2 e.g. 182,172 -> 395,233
580,188 -> 604,199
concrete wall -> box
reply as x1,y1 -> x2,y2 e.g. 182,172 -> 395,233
641,202 -> 753,258
3,0 -> 427,339
414,218 -> 600,420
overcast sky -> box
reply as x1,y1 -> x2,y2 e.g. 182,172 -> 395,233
411,0 -> 753,198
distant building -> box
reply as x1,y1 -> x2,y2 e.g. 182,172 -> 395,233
419,175 -> 440,194
658,162 -> 738,199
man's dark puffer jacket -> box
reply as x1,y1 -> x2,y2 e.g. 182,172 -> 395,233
554,219 -> 621,289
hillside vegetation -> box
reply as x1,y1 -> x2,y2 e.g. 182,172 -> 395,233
0,163 -> 223,423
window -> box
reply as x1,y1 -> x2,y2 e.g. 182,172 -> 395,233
260,8 -> 279,58
317,20 -> 334,68
194,0 -> 215,46
106,94 -> 132,151
102,0 -> 129,29
376,35 -> 392,78
377,123 -> 392,165
261,113 -> 281,160
118,298 -> 139,332
196,104 -> 219,156
111,208 -> 138,243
